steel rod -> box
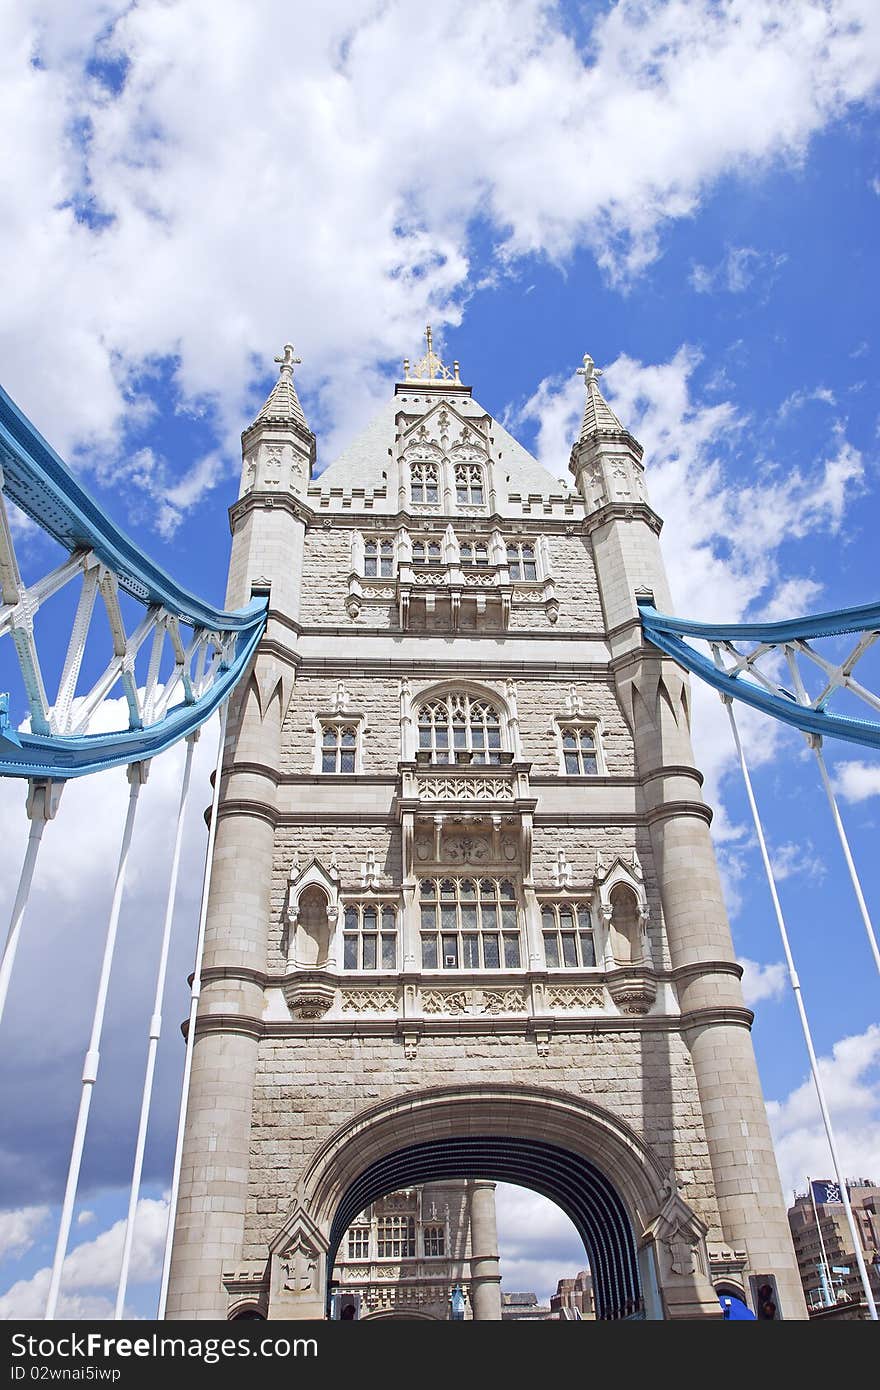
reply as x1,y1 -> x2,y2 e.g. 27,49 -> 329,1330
45,767 -> 145,1319
725,699 -> 877,1320
114,737 -> 196,1319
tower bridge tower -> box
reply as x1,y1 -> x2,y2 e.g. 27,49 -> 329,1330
165,333 -> 805,1320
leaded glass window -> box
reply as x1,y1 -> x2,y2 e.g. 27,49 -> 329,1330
507,543 -> 538,580
454,462 -> 485,505
343,904 -> 397,970
417,693 -> 502,764
377,1216 -> 416,1258
411,461 -> 439,504
424,1226 -> 445,1256
348,1227 -> 370,1259
419,877 -> 521,969
412,539 -> 442,565
560,725 -> 598,775
541,902 -> 596,968
364,538 -> 394,577
460,540 -> 490,566
321,724 -> 357,773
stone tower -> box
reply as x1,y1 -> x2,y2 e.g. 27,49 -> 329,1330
165,332 -> 805,1321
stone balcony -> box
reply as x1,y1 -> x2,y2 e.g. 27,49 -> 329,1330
346,563 -> 558,630
397,751 -> 534,807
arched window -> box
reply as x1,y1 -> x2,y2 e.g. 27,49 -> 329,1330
321,724 -> 358,773
410,461 -> 439,504
541,902 -> 596,968
507,542 -> 537,581
454,462 -> 484,506
560,725 -> 599,775
364,538 -> 394,577
417,692 -> 502,764
343,903 -> 397,970
419,877 -> 521,969
460,540 -> 490,566
412,539 -> 442,565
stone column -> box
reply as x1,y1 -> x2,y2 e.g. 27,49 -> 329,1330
469,1180 -> 503,1320
165,662 -> 283,1319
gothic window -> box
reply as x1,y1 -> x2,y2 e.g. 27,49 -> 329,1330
348,1226 -> 370,1260
410,461 -> 439,504
364,538 -> 394,577
540,902 -> 596,968
343,904 -> 397,970
417,693 -> 502,764
377,1216 -> 416,1258
454,462 -> 485,506
424,1226 -> 446,1257
321,723 -> 358,773
418,877 -> 521,969
559,725 -> 599,775
507,542 -> 538,580
412,539 -> 442,565
460,540 -> 490,566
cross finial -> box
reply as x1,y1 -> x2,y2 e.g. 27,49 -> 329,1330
274,343 -> 302,378
576,352 -> 603,386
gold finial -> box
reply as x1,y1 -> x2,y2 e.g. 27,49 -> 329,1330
406,325 -> 459,383
577,352 -> 602,386
274,343 -> 302,378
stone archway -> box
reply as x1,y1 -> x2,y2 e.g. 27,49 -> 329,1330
266,1085 -> 722,1320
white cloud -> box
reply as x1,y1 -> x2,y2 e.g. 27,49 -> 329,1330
77,1210 -> 95,1227
0,1197 -> 167,1320
0,1205 -> 49,1261
767,1025 -> 880,1199
690,246 -> 786,295
495,1184 -> 585,1303
739,957 -> 787,1006
834,760 -> 880,803
770,841 -> 826,883
1,1 -> 879,528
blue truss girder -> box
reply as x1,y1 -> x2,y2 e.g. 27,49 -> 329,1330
639,602 -> 880,751
0,383 -> 266,779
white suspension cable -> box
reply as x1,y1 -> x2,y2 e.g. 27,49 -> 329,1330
45,764 -> 147,1320
724,698 -> 877,1320
0,781 -> 57,1027
114,736 -> 196,1319
157,702 -> 229,1319
810,737 -> 880,979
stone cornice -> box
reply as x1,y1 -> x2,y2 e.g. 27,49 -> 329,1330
582,502 -> 663,537
190,1009 -> 753,1040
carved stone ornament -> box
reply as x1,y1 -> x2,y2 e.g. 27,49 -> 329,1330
340,988 -> 397,1014
283,980 -> 336,1020
280,1234 -> 319,1293
421,988 -> 472,1015
607,970 -> 657,1015
547,985 -> 605,1011
480,988 -> 526,1015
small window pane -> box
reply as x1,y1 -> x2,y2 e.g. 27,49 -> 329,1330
541,906 -> 555,932
503,935 -> 520,968
363,907 -> 377,932
579,932 -> 596,967
483,936 -> 500,968
544,934 -> 560,967
462,935 -> 480,967
382,935 -> 396,969
460,879 -> 476,900
345,906 -> 358,931
322,751 -> 337,773
340,750 -> 355,773
561,934 -> 578,967
420,879 -> 436,901
422,935 -> 438,968
363,936 -> 377,969
344,936 -> 358,969
382,907 -> 396,930
564,751 -> 580,774
442,936 -> 459,968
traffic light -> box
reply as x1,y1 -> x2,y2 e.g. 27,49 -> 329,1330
750,1273 -> 781,1319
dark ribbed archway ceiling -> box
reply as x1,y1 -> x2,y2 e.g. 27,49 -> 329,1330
328,1136 -> 642,1320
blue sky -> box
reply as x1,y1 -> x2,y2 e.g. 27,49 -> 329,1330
0,0 -> 878,1316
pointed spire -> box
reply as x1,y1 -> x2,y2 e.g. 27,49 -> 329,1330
576,353 -> 624,440
251,343 -> 309,432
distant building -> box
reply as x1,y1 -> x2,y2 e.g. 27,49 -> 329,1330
332,1181 -> 501,1319
787,1179 -> 880,1318
550,1270 -> 595,1320
501,1291 -> 551,1320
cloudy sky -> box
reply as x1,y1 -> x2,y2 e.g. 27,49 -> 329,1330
1,0 -> 879,1316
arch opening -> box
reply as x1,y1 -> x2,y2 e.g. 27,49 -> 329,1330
326,1136 -> 642,1320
